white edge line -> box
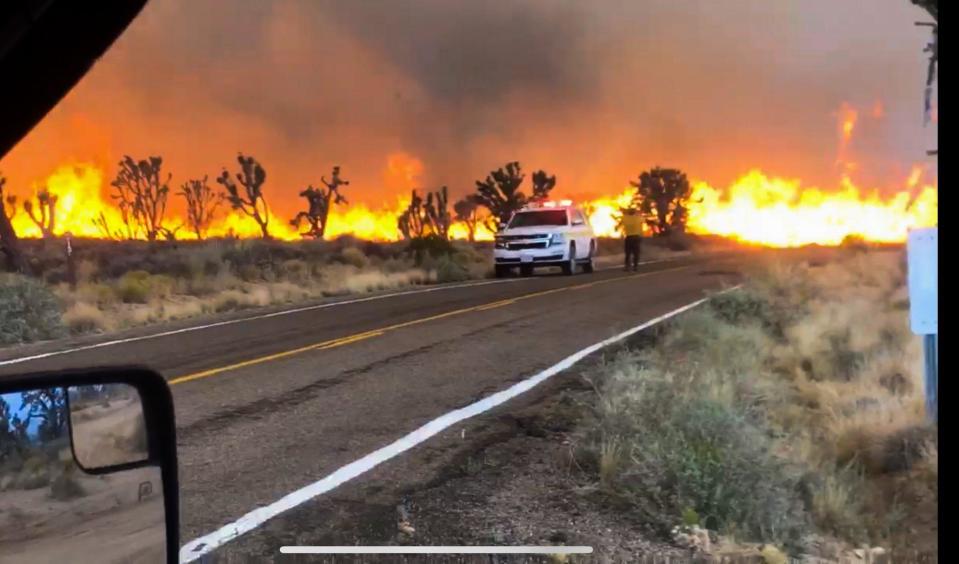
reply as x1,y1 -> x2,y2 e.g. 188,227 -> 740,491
279,546 -> 593,554
0,257 -> 682,368
179,284 -> 740,562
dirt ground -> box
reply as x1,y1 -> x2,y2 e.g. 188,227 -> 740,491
1,395 -> 163,563
70,394 -> 148,468
0,465 -> 166,563
391,378 -> 719,564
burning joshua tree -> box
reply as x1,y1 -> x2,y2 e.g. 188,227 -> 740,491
453,195 -> 481,242
217,153 -> 271,239
473,162 -> 555,232
398,186 -> 452,241
0,172 -> 25,272
110,155 -> 171,242
629,167 -> 692,236
178,176 -> 222,240
23,188 -> 57,240
291,166 -> 350,239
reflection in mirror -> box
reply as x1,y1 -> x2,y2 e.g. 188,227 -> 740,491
1,387 -> 165,563
68,383 -> 148,469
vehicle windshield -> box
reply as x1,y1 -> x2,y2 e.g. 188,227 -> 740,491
0,1 -> 939,563
507,210 -> 568,228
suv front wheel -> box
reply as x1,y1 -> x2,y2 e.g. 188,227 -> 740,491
582,240 -> 595,273
561,242 -> 577,275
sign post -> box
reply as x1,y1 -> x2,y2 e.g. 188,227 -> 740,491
907,227 -> 938,423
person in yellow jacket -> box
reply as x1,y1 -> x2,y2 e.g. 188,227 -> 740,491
621,208 -> 644,271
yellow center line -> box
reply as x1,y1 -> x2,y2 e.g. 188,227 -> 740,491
476,299 -> 517,311
169,265 -> 690,386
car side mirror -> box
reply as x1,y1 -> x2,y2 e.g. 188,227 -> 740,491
0,367 -> 178,564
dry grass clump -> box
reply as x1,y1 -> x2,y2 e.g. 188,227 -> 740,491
577,249 -> 935,555
63,301 -> 114,334
26,237 -> 489,338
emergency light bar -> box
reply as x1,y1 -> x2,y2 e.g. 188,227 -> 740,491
527,199 -> 574,209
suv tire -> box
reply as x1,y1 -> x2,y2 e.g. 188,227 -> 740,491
562,242 -> 577,275
582,240 -> 595,274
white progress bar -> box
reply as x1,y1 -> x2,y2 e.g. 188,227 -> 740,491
280,546 -> 594,554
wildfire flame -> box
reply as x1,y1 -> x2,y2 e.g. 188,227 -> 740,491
6,159 -> 937,248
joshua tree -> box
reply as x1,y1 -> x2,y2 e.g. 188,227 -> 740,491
217,153 -> 270,239
424,186 -> 451,240
3,190 -> 15,222
178,176 -> 222,240
19,388 -> 67,442
530,170 -> 557,200
291,165 -> 350,239
453,195 -> 481,242
398,190 -> 428,240
0,173 -> 25,272
23,188 -> 57,239
110,155 -> 171,241
474,162 -> 555,232
629,167 -> 692,236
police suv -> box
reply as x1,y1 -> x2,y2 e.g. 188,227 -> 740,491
493,201 -> 596,278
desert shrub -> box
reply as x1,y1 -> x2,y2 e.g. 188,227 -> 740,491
49,461 -> 86,501
707,288 -> 774,328
581,373 -> 808,546
433,254 -> 471,283
340,247 -> 369,269
16,455 -> 51,490
806,466 -> 867,542
147,251 -> 194,279
63,302 -> 112,334
112,414 -> 148,454
222,239 -> 303,272
0,274 -> 66,345
279,259 -> 311,284
43,265 -> 70,285
116,270 -> 152,303
407,235 -> 455,265
76,259 -> 99,283
209,289 -> 263,313
82,282 -> 118,307
578,250 -> 930,551
115,271 -> 173,303
21,454 -> 47,474
360,241 -> 391,260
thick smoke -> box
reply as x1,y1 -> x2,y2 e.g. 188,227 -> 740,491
0,0 -> 937,217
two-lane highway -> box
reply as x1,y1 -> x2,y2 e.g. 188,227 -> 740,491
0,253 -> 745,560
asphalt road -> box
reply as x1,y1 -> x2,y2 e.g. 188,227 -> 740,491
1,252 -> 749,560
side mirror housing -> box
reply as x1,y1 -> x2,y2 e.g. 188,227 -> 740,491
0,367 -> 178,564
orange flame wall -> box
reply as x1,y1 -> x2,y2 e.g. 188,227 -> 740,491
8,161 -> 936,248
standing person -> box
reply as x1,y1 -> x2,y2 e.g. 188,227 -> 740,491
621,207 -> 643,271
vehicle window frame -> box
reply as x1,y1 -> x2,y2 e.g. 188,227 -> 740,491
507,210 -> 569,228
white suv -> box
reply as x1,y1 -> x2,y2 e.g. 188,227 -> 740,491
493,201 -> 596,278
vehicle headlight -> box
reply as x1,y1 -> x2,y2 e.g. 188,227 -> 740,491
494,237 -> 507,249
549,233 -> 565,247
